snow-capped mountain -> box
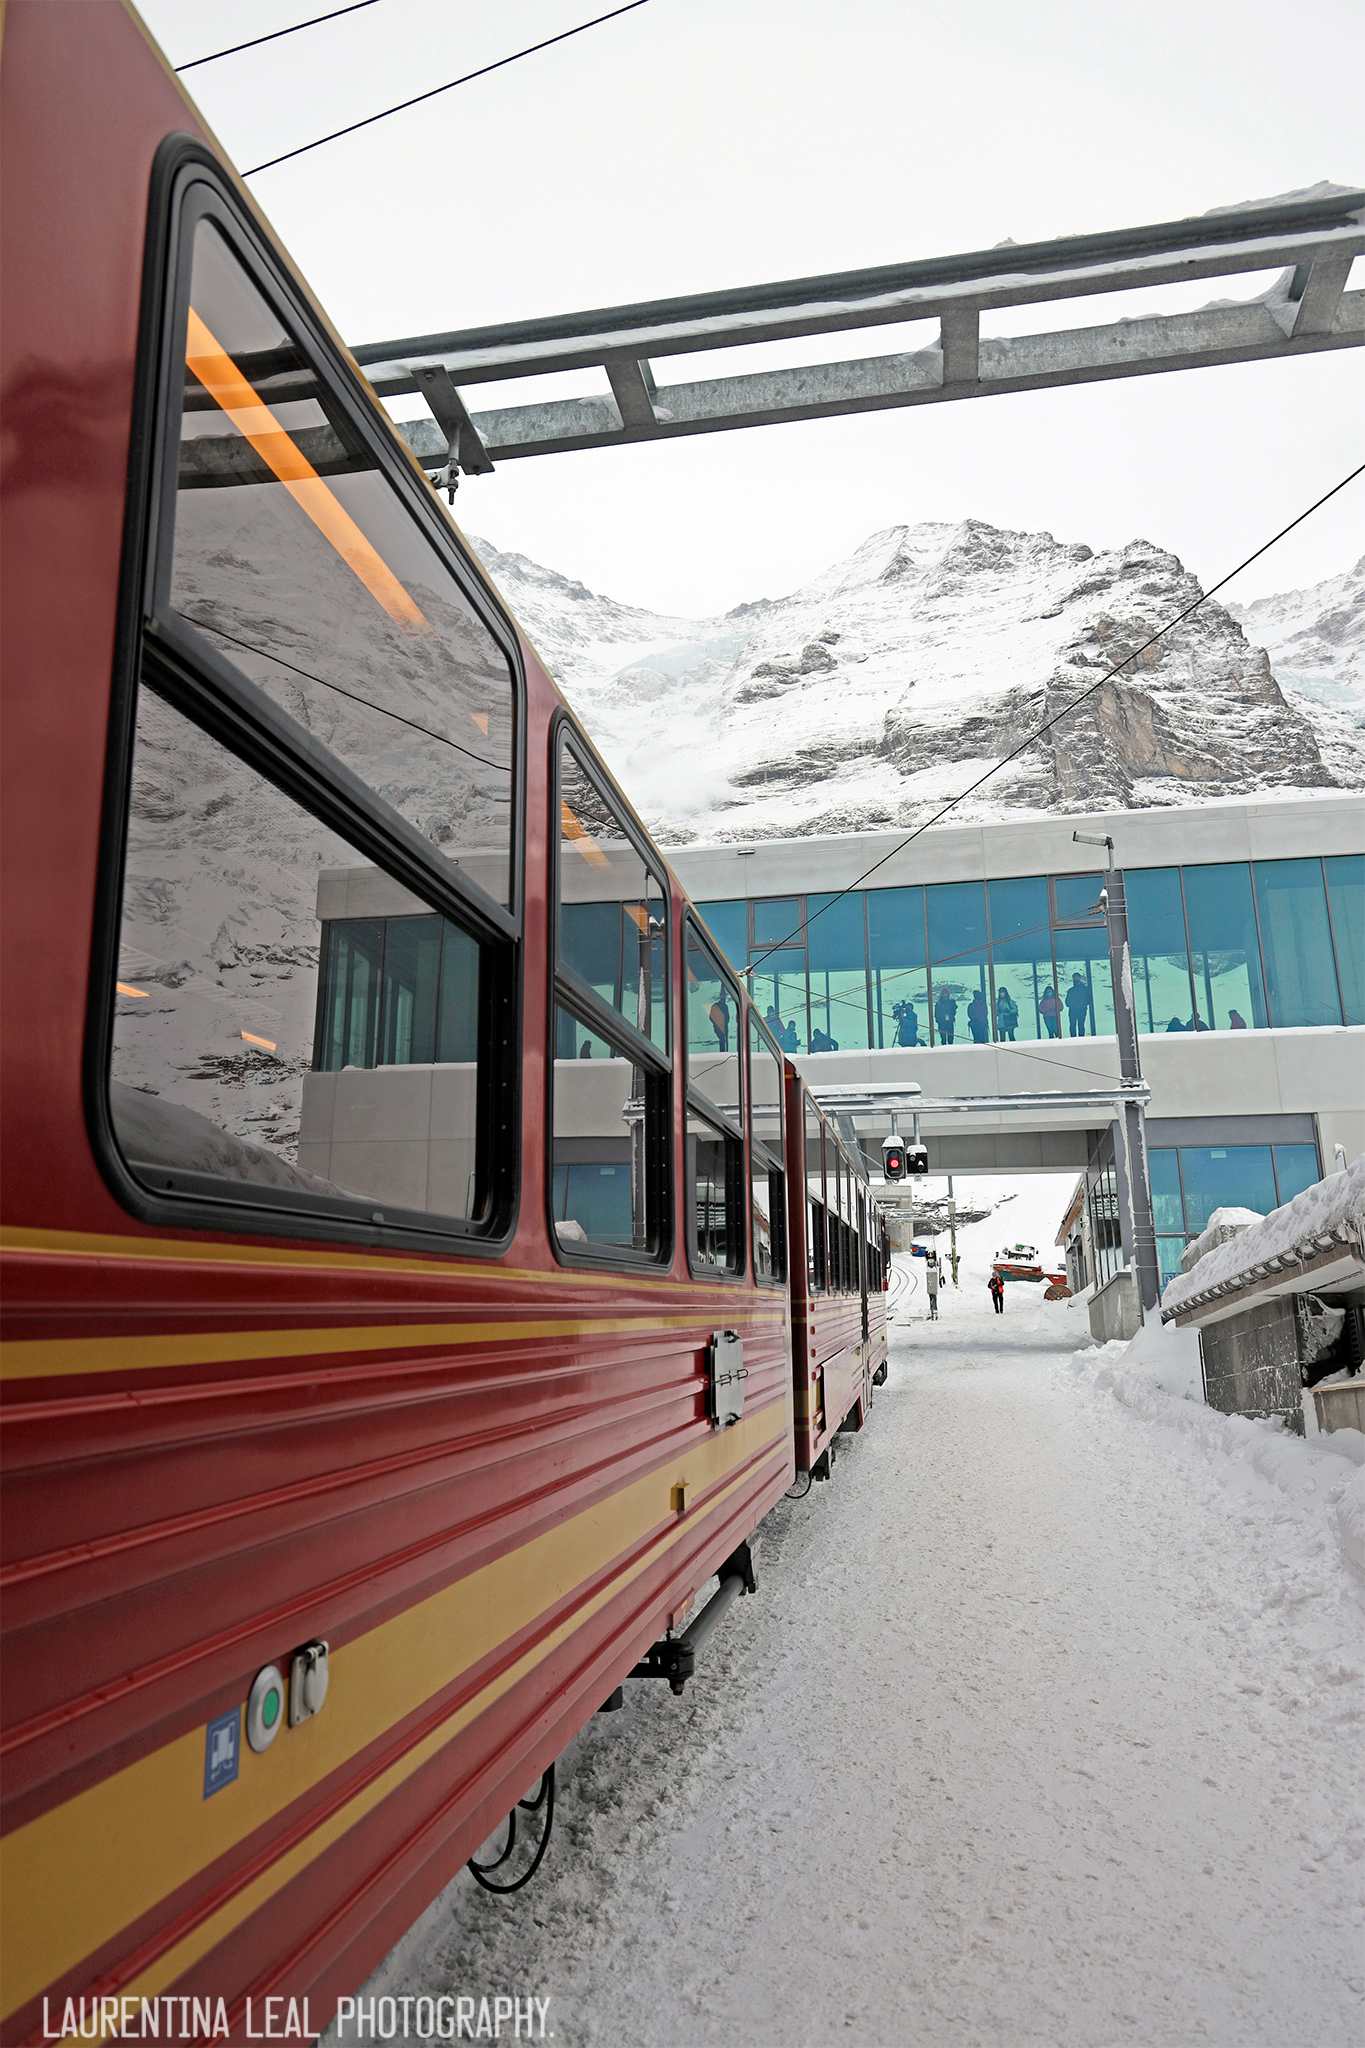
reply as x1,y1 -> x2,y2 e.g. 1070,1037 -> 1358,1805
1230,556 -> 1365,787
471,520 -> 1361,843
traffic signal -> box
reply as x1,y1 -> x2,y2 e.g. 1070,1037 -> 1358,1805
881,1135 -> 905,1181
906,1143 -> 929,1176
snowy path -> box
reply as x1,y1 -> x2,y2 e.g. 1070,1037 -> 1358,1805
363,1209 -> 1364,2048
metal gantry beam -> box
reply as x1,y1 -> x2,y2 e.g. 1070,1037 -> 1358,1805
334,186 -> 1363,479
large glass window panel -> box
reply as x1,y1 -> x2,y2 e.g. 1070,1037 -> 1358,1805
112,694 -> 487,1225
987,876 -> 1052,1042
378,916 -> 441,1065
868,886 -> 928,1049
807,892 -> 871,1050
684,926 -> 741,1120
1273,1144 -> 1321,1207
752,896 -> 802,947
695,899 -> 748,976
551,1003 -> 657,1254
436,922 -> 479,1064
1051,874 -> 1114,1038
1051,925 -> 1115,1038
173,222 -> 515,906
1157,1237 -> 1186,1291
926,882 -> 989,1047
558,738 -> 666,1048
1125,868 -> 1195,1036
688,1112 -> 738,1272
318,920 -> 383,1072
750,947 -> 807,1056
1149,1149 -> 1183,1234
1183,864 -> 1267,1031
1178,1145 -> 1276,1234
1325,854 -> 1365,1025
1253,860 -> 1342,1028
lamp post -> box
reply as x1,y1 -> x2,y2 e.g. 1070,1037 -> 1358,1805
1073,831 -> 1161,1320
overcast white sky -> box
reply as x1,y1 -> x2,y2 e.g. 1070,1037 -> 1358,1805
145,0 -> 1364,617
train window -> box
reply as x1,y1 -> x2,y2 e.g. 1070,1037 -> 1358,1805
167,219 -> 516,911
551,1004 -> 662,1254
110,697 -> 495,1231
805,1095 -> 826,1292
557,736 -> 667,1052
684,921 -> 744,1277
104,191 -> 519,1244
688,1113 -> 740,1274
552,729 -> 669,1265
748,1014 -> 787,1286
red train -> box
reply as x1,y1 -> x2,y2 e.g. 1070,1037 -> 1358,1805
0,5 -> 891,2037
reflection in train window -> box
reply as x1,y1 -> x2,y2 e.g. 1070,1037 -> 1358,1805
110,694 -> 489,1230
170,219 -> 517,911
551,1004 -> 663,1257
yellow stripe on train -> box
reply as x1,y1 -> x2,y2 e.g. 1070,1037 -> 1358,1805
0,1406 -> 791,2019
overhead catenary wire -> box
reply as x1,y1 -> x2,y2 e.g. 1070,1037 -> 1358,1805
242,0 -> 655,176
745,458 -> 1365,977
176,1 -> 379,72
178,610 -> 512,778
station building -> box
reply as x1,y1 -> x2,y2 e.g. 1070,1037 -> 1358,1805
299,792 -> 1361,1328
666,792 -> 1362,1298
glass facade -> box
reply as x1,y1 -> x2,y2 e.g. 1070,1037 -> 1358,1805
316,913 -> 479,1071
698,854 -> 1361,1054
1151,1141 -> 1323,1288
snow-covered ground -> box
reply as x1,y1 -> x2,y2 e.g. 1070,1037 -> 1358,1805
349,1179 -> 1365,2048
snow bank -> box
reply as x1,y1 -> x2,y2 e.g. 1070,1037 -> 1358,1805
1069,1339 -> 1365,1596
1163,1156 -> 1365,1313
1178,1205 -> 1263,1271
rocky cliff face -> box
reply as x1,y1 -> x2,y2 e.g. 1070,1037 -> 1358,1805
1231,555 -> 1365,790
471,519 -> 1357,843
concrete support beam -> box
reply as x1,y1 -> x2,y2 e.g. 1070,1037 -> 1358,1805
1285,251 -> 1355,336
940,306 -> 980,385
604,357 -> 658,430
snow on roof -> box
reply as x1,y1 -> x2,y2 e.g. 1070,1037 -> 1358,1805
1162,1157 -> 1365,1317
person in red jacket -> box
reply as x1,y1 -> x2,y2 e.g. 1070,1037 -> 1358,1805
988,1271 -> 1006,1315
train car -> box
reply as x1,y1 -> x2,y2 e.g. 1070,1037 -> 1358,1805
783,1080 -> 879,1477
0,5 -> 799,2034
863,1202 -> 891,1389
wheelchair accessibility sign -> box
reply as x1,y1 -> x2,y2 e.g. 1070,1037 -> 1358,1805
204,1706 -> 241,1797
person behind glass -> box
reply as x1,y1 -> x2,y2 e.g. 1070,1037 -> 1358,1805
967,989 -> 989,1045
892,999 -> 920,1047
1066,972 -> 1092,1037
995,986 -> 1018,1041
1039,985 -> 1062,1038
988,1270 -> 1006,1315
1228,1009 -> 1248,1030
933,988 -> 958,1044
925,1250 -> 942,1320
1165,1015 -> 1185,1032
782,1018 -> 799,1053
708,988 -> 730,1051
810,1026 -> 839,1052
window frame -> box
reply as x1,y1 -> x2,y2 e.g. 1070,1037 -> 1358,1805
548,714 -> 673,1271
747,1010 -> 788,1288
682,912 -> 746,1281
805,1092 -> 828,1294
89,143 -> 525,1254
